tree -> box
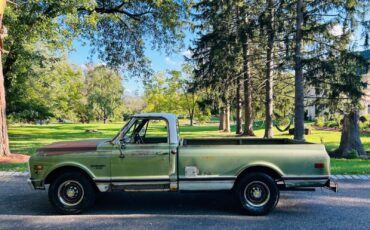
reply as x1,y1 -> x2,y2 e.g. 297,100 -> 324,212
238,1 -> 256,136
191,1 -> 242,133
19,57 -> 85,122
289,0 -> 370,141
311,52 -> 368,158
300,0 -> 370,157
86,66 -> 124,123
123,95 -> 146,119
180,65 -> 200,126
293,0 -> 304,141
262,0 -> 276,138
144,71 -> 184,115
143,69 -> 210,125
0,0 -> 9,156
0,0 -> 191,156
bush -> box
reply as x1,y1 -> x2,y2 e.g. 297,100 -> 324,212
359,115 -> 370,123
325,120 -> 339,128
359,122 -> 369,131
314,116 -> 325,127
331,113 -> 343,128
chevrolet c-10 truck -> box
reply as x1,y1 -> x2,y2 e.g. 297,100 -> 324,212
28,113 -> 337,215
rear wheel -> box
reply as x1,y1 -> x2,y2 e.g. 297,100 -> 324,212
48,172 -> 96,214
235,173 -> 279,215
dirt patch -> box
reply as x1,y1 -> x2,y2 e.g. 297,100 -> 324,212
0,154 -> 30,164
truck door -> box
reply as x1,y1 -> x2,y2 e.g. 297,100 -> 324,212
110,118 -> 170,190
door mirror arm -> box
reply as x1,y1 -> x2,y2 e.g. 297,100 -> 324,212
119,143 -> 126,158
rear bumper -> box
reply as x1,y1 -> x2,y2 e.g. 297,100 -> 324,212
324,179 -> 338,192
27,178 -> 45,190
282,176 -> 338,192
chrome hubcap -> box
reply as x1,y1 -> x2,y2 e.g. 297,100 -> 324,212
252,187 -> 262,199
57,180 -> 84,207
244,181 -> 270,208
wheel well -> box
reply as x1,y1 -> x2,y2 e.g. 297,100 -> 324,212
234,166 -> 282,188
44,166 -> 94,185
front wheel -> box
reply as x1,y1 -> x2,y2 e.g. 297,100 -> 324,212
235,173 -> 279,215
48,172 -> 96,214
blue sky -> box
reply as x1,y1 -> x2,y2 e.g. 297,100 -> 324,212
68,32 -> 193,96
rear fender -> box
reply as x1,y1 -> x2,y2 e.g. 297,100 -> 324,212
236,162 -> 284,179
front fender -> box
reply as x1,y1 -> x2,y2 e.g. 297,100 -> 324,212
45,161 -> 97,180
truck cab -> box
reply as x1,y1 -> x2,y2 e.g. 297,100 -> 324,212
108,113 -> 179,192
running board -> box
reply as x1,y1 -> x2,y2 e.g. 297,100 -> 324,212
280,187 -> 316,192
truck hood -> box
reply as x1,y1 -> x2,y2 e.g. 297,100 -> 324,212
37,139 -> 110,156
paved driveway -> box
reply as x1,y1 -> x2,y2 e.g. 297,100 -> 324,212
0,176 -> 369,229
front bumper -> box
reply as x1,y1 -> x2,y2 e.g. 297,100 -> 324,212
27,178 -> 45,190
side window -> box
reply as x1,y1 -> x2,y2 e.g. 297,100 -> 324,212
144,119 -> 168,143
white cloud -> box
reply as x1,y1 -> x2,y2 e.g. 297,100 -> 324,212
165,57 -> 179,66
181,50 -> 193,59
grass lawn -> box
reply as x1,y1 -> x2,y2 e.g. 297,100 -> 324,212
0,120 -> 369,174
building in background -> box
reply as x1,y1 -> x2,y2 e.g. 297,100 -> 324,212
305,50 -> 370,120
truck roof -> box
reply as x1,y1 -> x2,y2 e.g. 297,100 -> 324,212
133,113 -> 177,124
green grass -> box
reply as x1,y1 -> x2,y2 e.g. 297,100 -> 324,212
8,123 -> 123,156
2,121 -> 370,174
0,163 -> 28,172
331,159 -> 370,175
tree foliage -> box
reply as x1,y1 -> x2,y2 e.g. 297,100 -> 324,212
2,0 -> 191,119
143,68 -> 210,125
86,66 -> 124,123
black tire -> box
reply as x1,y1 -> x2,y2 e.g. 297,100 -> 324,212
235,172 -> 279,215
48,172 -> 96,214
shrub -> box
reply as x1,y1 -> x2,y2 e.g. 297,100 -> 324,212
314,116 -> 325,127
325,120 -> 339,128
359,122 -> 368,131
331,113 -> 343,128
359,115 -> 370,123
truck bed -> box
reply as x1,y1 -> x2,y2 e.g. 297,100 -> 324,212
182,138 -> 311,146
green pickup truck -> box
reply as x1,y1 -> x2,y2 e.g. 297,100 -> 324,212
28,113 -> 337,215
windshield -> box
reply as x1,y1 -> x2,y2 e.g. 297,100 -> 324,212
111,118 -> 132,142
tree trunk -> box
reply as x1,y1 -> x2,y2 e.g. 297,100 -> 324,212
334,111 -> 367,158
293,0 -> 305,141
264,0 -> 274,139
242,33 -> 255,136
236,78 -> 242,134
219,108 -> 225,130
189,114 -> 193,126
103,110 -> 107,124
224,103 -> 231,132
0,12 -> 10,157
